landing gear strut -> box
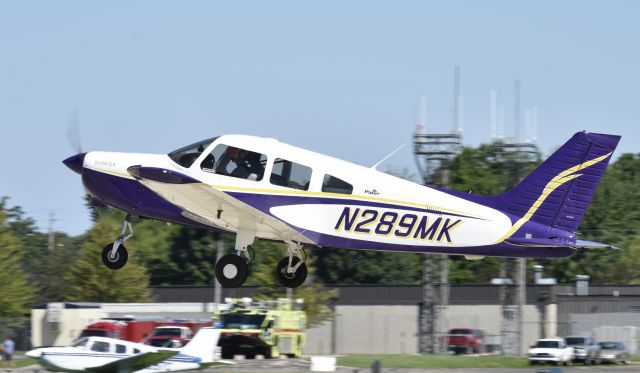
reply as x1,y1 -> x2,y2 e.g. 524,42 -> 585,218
275,242 -> 307,288
102,214 -> 133,270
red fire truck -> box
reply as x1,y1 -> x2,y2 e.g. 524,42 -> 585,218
77,319 -> 213,345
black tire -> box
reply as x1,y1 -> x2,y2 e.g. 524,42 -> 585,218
275,257 -> 307,288
101,243 -> 128,270
215,254 -> 249,288
221,347 -> 235,359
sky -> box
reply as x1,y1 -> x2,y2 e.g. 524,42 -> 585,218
1,0 -> 639,236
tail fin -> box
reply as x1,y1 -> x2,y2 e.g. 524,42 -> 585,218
179,327 -> 221,363
496,131 -> 620,233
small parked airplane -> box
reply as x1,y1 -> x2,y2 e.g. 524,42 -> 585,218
63,131 -> 619,288
26,327 -> 231,373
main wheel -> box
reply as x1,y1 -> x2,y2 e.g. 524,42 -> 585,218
276,257 -> 307,288
215,254 -> 249,288
102,243 -> 128,270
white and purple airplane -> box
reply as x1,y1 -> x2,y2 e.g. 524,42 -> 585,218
63,131 -> 619,288
26,327 -> 232,373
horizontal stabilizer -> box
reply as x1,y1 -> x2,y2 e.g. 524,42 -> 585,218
505,236 -> 571,247
575,239 -> 619,249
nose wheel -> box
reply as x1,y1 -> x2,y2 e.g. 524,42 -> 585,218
101,214 -> 133,270
275,243 -> 308,288
102,243 -> 129,270
276,257 -> 307,288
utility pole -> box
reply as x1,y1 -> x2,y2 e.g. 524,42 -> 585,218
214,233 -> 224,310
47,211 -> 55,251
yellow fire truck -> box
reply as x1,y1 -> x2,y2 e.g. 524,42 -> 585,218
215,297 -> 306,359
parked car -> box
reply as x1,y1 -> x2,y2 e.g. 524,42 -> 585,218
528,338 -> 574,366
564,336 -> 600,365
597,341 -> 629,364
446,328 -> 484,354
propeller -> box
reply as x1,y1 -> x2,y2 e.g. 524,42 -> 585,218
66,109 -> 82,154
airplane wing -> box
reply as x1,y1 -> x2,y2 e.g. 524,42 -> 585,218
87,351 -> 177,373
128,166 -> 313,244
199,361 -> 236,368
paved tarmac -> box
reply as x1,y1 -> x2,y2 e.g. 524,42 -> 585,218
11,359 -> 640,373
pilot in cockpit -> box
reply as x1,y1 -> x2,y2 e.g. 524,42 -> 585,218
227,147 -> 251,178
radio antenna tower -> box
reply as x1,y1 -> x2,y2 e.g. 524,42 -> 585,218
413,66 -> 462,354
490,80 -> 539,356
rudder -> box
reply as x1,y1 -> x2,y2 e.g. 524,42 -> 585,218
495,131 -> 620,233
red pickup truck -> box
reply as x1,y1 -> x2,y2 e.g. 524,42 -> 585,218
447,328 -> 485,354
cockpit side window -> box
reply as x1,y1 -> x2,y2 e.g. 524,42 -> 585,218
202,144 -> 267,181
270,159 -> 312,191
90,341 -> 110,353
168,137 -> 218,168
322,174 -> 353,195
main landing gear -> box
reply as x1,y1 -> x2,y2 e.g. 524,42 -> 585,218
215,245 -> 255,288
213,232 -> 308,289
101,214 -> 133,270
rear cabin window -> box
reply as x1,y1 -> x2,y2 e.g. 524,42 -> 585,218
270,159 -> 312,191
115,344 -> 126,354
202,144 -> 267,181
322,175 -> 353,195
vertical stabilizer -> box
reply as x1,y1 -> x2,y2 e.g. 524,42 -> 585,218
497,131 -> 620,234
179,328 -> 221,363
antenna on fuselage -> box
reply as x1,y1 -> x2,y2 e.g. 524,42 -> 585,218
370,143 -> 407,170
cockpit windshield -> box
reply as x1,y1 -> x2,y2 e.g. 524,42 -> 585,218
72,338 -> 89,348
168,137 -> 218,168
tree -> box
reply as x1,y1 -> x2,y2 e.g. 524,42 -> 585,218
64,212 -> 153,302
0,201 -> 35,316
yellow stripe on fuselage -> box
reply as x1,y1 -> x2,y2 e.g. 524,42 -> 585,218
496,152 -> 612,243
212,184 -> 488,220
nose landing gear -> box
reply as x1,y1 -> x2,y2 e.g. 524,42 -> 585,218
275,242 -> 308,288
101,214 -> 133,270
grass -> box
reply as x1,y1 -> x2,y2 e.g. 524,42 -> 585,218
338,354 -> 533,369
338,354 -> 640,369
3,358 -> 38,368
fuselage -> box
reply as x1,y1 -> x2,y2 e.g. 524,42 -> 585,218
67,134 -> 577,259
